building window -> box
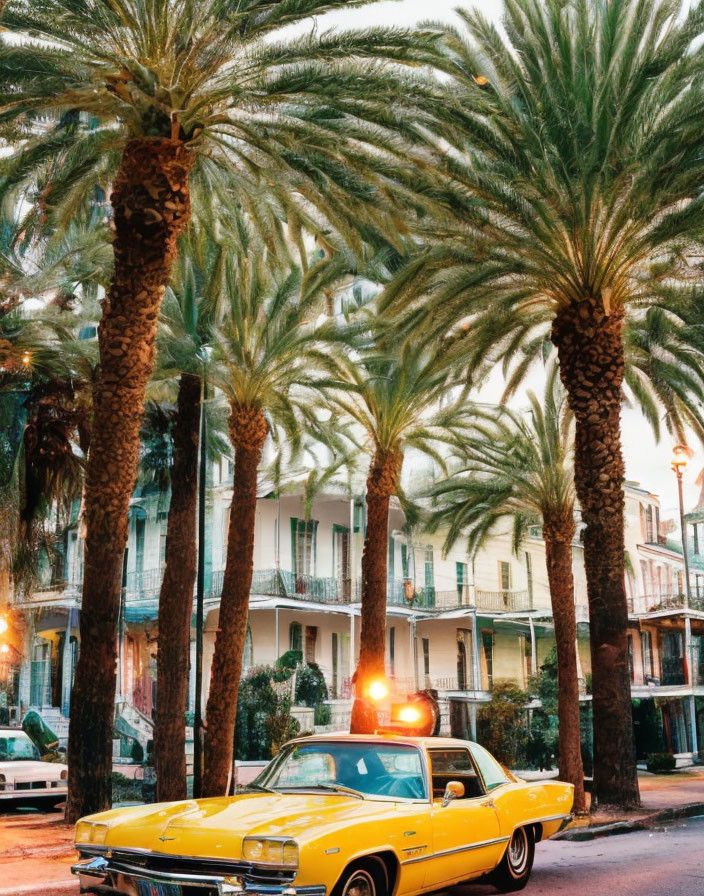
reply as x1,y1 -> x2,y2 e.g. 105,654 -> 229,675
389,627 -> 396,676
305,626 -> 318,664
641,630 -> 653,679
388,536 -> 395,581
456,562 -> 468,602
424,546 -> 435,597
499,561 -> 511,592
645,506 -> 655,543
627,634 -> 634,681
422,638 -> 430,677
332,525 -> 350,599
158,510 -> 168,566
291,518 -> 318,577
401,543 -> 409,578
289,622 -> 302,656
694,523 -> 700,556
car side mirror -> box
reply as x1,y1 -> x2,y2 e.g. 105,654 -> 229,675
442,781 -> 465,807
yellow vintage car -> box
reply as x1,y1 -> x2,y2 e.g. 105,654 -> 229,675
72,733 -> 573,896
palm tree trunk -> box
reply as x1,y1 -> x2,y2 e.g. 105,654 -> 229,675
202,404 -> 268,796
65,138 -> 194,823
542,509 -> 586,815
154,372 -> 201,802
350,448 -> 402,734
552,295 -> 640,810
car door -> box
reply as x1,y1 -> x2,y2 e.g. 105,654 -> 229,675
424,748 -> 503,888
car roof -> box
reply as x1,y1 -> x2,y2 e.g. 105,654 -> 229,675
0,727 -> 25,733
287,732 -> 479,750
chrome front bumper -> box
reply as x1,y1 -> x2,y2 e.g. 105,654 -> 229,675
72,856 -> 327,896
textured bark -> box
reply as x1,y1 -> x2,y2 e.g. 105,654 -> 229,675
552,296 -> 640,810
350,447 -> 402,734
65,138 -> 194,822
154,372 -> 201,802
202,404 -> 268,796
542,508 -> 586,815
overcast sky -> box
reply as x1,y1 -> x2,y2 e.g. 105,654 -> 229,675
299,0 -> 703,522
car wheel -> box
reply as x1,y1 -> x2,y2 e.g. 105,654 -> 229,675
334,860 -> 387,896
490,826 -> 535,892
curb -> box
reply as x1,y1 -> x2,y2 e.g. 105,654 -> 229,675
553,801 -> 704,841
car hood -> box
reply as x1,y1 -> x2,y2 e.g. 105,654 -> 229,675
0,760 -> 67,781
83,792 -> 394,858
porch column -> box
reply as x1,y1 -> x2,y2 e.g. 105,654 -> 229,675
349,611 -> 355,685
275,607 -> 279,661
469,701 -> 477,741
687,695 -> 699,755
410,618 -> 418,690
528,616 -> 538,676
685,616 -> 693,685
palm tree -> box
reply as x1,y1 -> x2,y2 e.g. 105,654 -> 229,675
425,369 -> 586,814
0,0 -> 446,819
149,227 -> 234,803
383,0 -> 704,808
203,247 -> 351,796
319,312 -> 473,733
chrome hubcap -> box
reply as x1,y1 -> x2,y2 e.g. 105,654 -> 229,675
344,871 -> 375,896
508,829 -> 528,875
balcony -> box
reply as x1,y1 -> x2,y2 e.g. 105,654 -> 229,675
475,589 -> 532,613
636,593 -> 704,614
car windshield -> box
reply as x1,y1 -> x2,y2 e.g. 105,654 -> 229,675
254,742 -> 427,801
0,733 -> 40,761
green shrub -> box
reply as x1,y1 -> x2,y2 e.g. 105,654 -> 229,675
295,663 -> 328,707
235,665 -> 299,761
111,772 -> 142,803
646,752 -> 676,774
275,650 -> 302,674
477,681 -> 530,767
314,703 -> 332,726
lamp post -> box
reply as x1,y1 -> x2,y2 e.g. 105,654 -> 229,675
671,444 -> 692,609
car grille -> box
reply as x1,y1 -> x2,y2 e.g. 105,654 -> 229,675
15,781 -> 47,790
107,850 -> 297,887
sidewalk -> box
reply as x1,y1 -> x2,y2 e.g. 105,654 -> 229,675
0,812 -> 77,896
555,766 -> 704,840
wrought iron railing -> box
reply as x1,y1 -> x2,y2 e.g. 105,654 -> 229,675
475,589 -> 532,613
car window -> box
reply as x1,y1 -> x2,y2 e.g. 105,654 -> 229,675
0,734 -> 39,761
469,743 -> 510,791
428,749 -> 474,774
257,742 -> 427,800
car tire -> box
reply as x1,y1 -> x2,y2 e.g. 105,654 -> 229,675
490,826 -> 535,892
334,860 -> 387,896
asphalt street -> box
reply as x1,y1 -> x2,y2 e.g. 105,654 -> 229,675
454,816 -> 704,896
4,815 -> 704,896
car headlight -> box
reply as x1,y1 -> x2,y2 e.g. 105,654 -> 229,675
60,769 -> 68,781
243,838 -> 299,867
75,822 -> 109,846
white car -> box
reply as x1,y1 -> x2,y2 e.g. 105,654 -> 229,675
0,727 -> 68,809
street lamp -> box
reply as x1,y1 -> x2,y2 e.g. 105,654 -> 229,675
671,444 -> 693,609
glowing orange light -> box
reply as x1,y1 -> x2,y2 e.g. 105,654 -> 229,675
0,617 -> 7,635
473,75 -> 489,87
0,644 -> 8,655
21,351 -> 31,366
398,705 -> 422,725
368,679 -> 389,702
